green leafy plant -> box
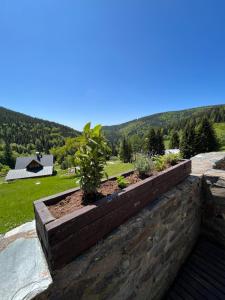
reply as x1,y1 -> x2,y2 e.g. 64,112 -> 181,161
0,163 -> 10,177
162,153 -> 181,166
74,122 -> 111,200
134,154 -> 154,177
152,155 -> 166,172
116,175 -> 129,189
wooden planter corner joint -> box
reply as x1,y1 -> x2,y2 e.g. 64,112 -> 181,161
34,159 -> 191,270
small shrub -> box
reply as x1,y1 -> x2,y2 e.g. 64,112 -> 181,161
74,122 -> 111,199
162,153 -> 181,166
116,175 -> 129,188
153,156 -> 166,172
0,164 -> 10,177
134,154 -> 154,177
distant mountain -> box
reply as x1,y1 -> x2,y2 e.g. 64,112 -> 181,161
103,104 -> 225,142
0,107 -> 80,154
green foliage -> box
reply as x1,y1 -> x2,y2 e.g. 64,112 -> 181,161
134,154 -> 154,176
103,105 -> 225,150
0,163 -> 10,176
147,128 -> 157,155
180,118 -> 219,158
146,128 -> 165,155
0,106 -> 79,160
51,137 -> 79,169
130,134 -> 144,153
153,156 -> 166,172
180,123 -> 197,159
214,123 -> 225,149
119,137 -> 132,163
169,131 -> 180,149
195,118 -> 219,153
74,122 -> 111,198
116,175 -> 129,189
156,129 -> 165,155
162,153 -> 181,166
3,142 -> 15,168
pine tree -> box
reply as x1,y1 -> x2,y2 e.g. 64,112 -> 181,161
3,141 -> 14,168
156,129 -> 165,155
169,131 -> 180,149
180,123 -> 197,159
147,128 -> 157,155
119,137 -> 132,163
195,118 -> 218,153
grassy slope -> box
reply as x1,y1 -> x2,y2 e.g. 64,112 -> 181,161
0,161 -> 133,233
214,123 -> 225,150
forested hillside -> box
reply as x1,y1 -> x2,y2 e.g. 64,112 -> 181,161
0,107 -> 80,154
1,104 -> 225,174
103,104 -> 225,142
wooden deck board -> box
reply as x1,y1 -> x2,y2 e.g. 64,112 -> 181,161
165,238 -> 225,300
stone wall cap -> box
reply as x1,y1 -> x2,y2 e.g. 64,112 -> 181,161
0,221 -> 52,300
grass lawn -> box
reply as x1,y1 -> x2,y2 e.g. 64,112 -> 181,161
214,123 -> 225,150
0,160 -> 133,233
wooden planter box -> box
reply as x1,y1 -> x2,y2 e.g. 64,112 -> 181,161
34,159 -> 191,271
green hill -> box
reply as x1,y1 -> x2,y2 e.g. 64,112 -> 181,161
1,104 -> 225,156
0,106 -> 80,154
103,104 -> 225,143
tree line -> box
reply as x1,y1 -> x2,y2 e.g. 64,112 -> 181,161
117,117 -> 218,162
0,106 -> 79,156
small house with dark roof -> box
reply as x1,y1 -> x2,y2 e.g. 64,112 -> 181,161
6,153 -> 54,181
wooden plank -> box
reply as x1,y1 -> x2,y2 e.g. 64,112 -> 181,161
198,239 -> 225,259
34,202 -> 55,250
195,247 -> 225,269
166,290 -> 184,300
170,282 -> 194,300
179,270 -> 217,300
191,253 -> 225,284
196,244 -> 225,269
184,264 -> 225,299
170,257 -> 210,300
188,256 -> 225,292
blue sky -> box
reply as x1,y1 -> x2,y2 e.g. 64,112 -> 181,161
0,0 -> 225,130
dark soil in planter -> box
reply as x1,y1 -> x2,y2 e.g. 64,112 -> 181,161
48,172 -> 144,219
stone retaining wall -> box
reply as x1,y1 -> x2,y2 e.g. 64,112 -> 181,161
36,175 -> 202,300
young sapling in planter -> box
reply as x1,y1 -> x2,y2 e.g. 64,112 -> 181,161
74,122 -> 111,201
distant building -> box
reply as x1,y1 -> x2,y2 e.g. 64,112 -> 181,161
6,152 -> 54,181
165,149 -> 180,154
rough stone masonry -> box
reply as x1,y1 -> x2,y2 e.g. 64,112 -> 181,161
1,151 -> 225,300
